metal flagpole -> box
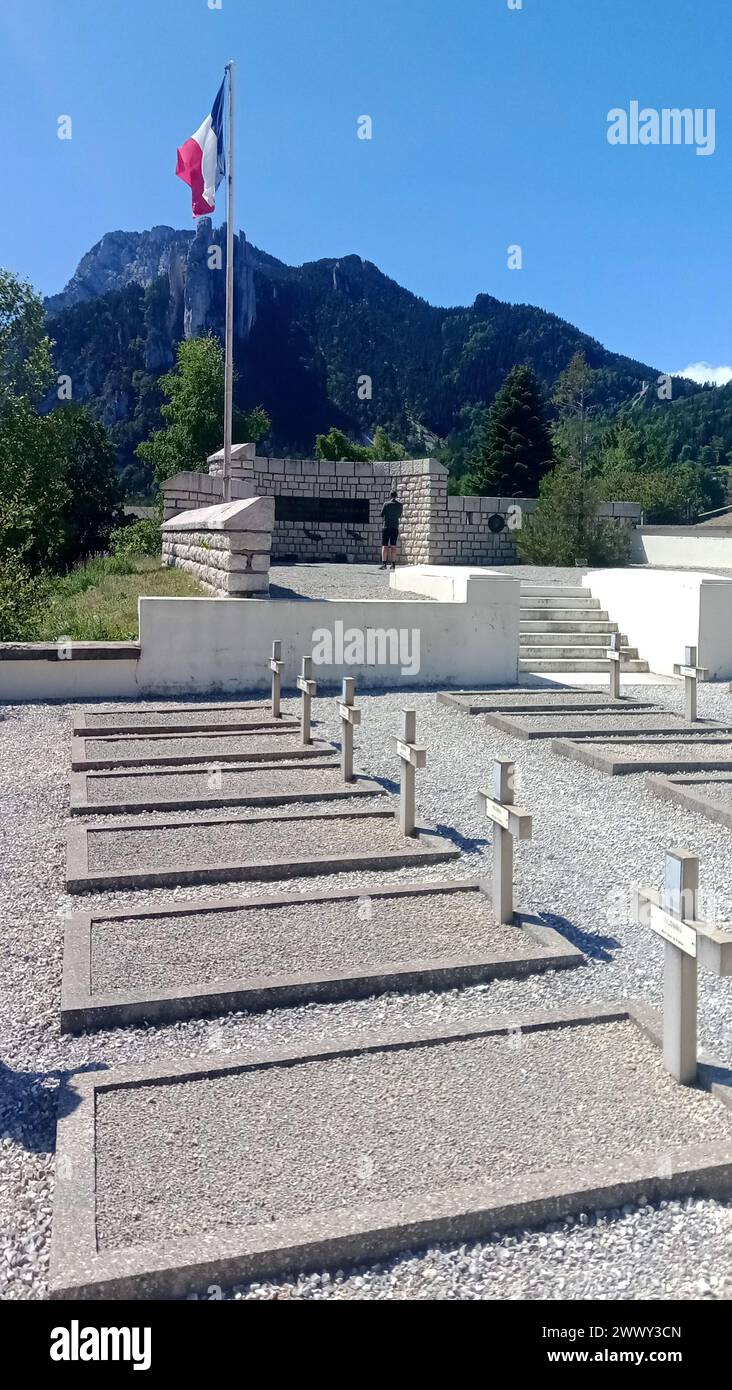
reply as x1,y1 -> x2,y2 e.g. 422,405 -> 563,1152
223,60 -> 235,504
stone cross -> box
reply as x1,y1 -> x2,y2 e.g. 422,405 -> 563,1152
393,710 -> 426,837
338,677 -> 361,782
269,640 -> 284,719
606,632 -> 622,699
478,760 -> 532,925
636,849 -> 732,1084
296,655 -> 317,745
673,645 -> 708,723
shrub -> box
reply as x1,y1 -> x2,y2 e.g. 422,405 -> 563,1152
110,517 -> 161,558
0,554 -> 50,641
517,464 -> 630,567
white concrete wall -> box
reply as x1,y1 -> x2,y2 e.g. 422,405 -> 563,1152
135,578 -> 519,694
0,659 -> 141,702
631,528 -> 732,569
584,569 -> 732,679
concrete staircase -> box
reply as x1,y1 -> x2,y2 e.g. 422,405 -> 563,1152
520,584 -> 649,674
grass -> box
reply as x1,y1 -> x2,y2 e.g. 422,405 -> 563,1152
38,554 -> 205,642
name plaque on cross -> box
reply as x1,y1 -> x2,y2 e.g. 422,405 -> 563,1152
672,645 -> 708,723
478,760 -> 532,925
393,710 -> 427,837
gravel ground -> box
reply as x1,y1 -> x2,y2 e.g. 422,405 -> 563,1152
269,563 -> 432,602
450,690 -> 653,710
89,889 -> 531,994
572,738 -> 732,763
83,731 -> 328,762
94,1020 -> 732,1252
85,805 -> 425,873
665,781 -> 732,807
4,677 -> 732,1299
84,762 -> 367,808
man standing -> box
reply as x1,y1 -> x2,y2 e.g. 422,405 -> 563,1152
379,488 -> 403,570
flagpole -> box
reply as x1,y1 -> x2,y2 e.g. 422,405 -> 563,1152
223,59 -> 235,504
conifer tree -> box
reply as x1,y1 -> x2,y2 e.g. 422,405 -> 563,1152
465,364 -> 554,496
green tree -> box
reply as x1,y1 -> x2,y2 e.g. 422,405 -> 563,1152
463,365 -> 554,496
137,335 -> 270,486
0,267 -> 54,401
517,463 -> 630,567
315,425 -> 408,462
552,351 -> 600,476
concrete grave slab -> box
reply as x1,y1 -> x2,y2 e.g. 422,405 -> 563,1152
71,729 -> 333,771
647,773 -> 732,831
60,880 -> 584,1031
437,689 -> 655,716
485,711 -> 730,743
65,805 -> 459,893
552,736 -> 732,777
69,761 -> 381,816
50,1002 -> 732,1299
72,703 -> 297,737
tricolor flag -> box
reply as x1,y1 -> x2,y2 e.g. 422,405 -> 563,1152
176,77 -> 226,217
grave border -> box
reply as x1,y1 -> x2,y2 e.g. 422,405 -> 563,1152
71,731 -> 333,772
552,737 -> 732,777
73,703 -> 297,737
484,712 -> 729,743
49,999 -> 732,1300
437,691 -> 655,716
68,761 -> 381,816
646,773 -> 732,831
59,878 -> 583,1031
65,805 -> 460,893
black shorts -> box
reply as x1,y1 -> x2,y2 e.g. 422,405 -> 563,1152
382,527 -> 399,547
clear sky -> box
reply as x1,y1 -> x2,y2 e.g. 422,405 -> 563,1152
1,0 -> 729,378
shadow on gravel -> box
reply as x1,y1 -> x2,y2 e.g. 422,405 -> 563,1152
433,822 -> 491,855
535,913 -> 620,963
0,1061 -> 106,1154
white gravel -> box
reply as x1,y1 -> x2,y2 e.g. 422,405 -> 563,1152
3,673 -> 732,1300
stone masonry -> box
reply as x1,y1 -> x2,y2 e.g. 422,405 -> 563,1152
161,496 -> 274,596
161,444 -> 641,567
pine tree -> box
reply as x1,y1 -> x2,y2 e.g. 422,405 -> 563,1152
465,365 -> 554,497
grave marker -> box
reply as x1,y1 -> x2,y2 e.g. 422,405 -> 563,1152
636,849 -> 732,1084
296,656 -> 316,745
673,645 -> 708,723
393,710 -> 427,837
606,633 -> 622,699
338,677 -> 361,782
478,760 -> 532,924
269,640 -> 284,719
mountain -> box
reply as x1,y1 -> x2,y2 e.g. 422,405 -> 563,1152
44,222 -> 704,490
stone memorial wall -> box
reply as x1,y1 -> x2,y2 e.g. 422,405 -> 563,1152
161,495 -> 274,597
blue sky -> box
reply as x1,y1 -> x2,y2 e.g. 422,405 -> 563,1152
1,0 -> 730,379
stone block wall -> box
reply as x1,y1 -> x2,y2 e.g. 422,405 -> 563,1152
164,446 -> 642,567
161,496 -> 274,596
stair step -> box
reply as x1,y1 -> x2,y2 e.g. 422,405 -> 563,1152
520,644 -> 639,660
519,658 -> 650,673
521,586 -> 589,598
520,597 -> 599,610
520,633 -> 625,649
521,608 -> 609,622
520,621 -> 619,635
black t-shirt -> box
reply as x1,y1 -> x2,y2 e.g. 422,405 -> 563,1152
381,499 -> 403,529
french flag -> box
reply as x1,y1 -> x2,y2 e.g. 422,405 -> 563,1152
176,77 -> 226,217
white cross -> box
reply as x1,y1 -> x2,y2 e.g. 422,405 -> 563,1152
635,849 -> 732,1084
269,639 -> 284,719
393,710 -> 426,837
478,760 -> 532,924
338,677 -> 361,782
672,645 -> 708,723
606,632 -> 622,699
296,655 -> 317,744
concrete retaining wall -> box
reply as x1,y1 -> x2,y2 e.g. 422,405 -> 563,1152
583,568 -> 732,679
631,526 -> 732,570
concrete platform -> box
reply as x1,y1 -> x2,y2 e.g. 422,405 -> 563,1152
65,805 -> 459,893
73,702 -> 297,736
71,729 -> 334,771
59,880 -> 584,1031
437,690 -> 655,716
553,735 -> 732,776
647,772 -> 732,830
50,1002 -> 732,1299
69,760 -> 380,816
486,711 -> 729,742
